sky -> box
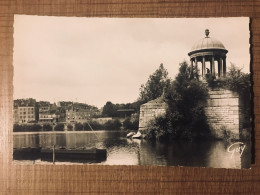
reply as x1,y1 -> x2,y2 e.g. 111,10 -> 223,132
13,16 -> 250,108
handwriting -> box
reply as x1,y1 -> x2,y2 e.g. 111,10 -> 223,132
227,142 -> 246,159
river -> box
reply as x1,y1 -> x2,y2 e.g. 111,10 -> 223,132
13,131 -> 252,169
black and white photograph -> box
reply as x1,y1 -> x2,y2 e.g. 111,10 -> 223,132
13,15 -> 252,169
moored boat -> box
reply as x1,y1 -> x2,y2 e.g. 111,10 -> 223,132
13,147 -> 107,163
13,147 -> 41,160
132,131 -> 143,139
40,147 -> 107,162
126,132 -> 135,138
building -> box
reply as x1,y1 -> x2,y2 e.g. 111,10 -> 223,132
13,108 -> 19,123
138,96 -> 167,132
39,113 -> 58,123
13,98 -> 37,124
38,101 -> 51,113
17,106 -> 36,123
66,103 -> 99,123
117,109 -> 136,118
188,29 -> 228,79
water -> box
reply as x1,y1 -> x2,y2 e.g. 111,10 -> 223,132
13,131 -> 252,169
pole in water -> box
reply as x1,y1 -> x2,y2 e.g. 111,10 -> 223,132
53,145 -> 55,164
87,121 -> 99,140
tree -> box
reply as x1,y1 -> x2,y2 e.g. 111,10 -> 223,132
43,124 -> 52,131
54,123 -> 64,131
102,101 -> 117,117
206,63 -> 250,95
104,119 -> 122,130
225,63 -> 251,96
166,61 -> 210,139
138,63 -> 171,104
67,124 -> 73,131
146,61 -> 210,140
122,117 -> 138,130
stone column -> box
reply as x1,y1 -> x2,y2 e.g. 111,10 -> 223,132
195,57 -> 198,79
191,59 -> 194,78
217,59 -> 221,78
211,56 -> 215,76
223,57 -> 226,77
210,60 -> 212,74
219,57 -> 223,77
202,56 -> 206,78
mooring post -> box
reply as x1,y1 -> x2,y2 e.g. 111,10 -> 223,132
53,144 -> 55,164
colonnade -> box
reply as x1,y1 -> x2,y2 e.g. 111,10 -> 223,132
190,56 -> 227,78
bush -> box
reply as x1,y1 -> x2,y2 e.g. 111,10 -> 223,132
145,115 -> 170,141
54,123 -> 64,131
75,123 -> 83,131
88,121 -> 103,130
13,124 -> 42,132
67,124 -> 73,131
43,124 -> 53,131
29,124 -> 42,131
123,117 -> 139,130
104,119 -> 122,130
13,124 -> 23,132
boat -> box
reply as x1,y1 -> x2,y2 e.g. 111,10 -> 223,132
40,147 -> 107,162
132,131 -> 143,139
13,147 -> 41,160
13,147 -> 107,163
126,132 -> 136,138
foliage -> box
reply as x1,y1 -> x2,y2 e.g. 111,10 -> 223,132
88,121 -> 103,130
167,61 -> 210,140
43,124 -> 53,131
123,117 -> 139,130
146,61 -> 210,140
102,101 -> 118,117
145,115 -> 170,141
103,119 -> 122,130
138,63 -> 171,104
102,101 -> 139,118
75,122 -> 84,131
13,124 -> 42,132
54,123 -> 64,131
206,63 -> 251,96
225,63 -> 251,96
67,124 -> 73,131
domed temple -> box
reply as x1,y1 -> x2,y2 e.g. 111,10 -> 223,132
188,29 -> 228,78
138,29 -> 247,140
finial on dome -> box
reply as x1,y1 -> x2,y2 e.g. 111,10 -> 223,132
205,29 -> 210,37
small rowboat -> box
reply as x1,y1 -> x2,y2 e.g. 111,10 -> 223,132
132,131 -> 143,139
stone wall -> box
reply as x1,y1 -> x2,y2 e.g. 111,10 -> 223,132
138,96 -> 167,132
205,88 -> 240,139
138,88 -> 247,140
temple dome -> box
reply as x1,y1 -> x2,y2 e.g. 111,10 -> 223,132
191,37 -> 226,51
188,29 -> 228,56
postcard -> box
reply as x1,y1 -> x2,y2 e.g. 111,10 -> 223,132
13,16 -> 252,169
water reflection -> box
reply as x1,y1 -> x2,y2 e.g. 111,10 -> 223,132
13,131 -> 251,168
